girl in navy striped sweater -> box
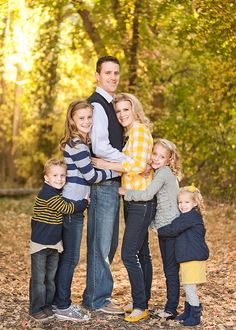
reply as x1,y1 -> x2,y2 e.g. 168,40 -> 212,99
53,100 -> 115,322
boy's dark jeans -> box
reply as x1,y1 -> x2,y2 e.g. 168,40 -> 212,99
29,248 -> 59,315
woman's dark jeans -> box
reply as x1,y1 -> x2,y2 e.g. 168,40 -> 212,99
121,198 -> 156,311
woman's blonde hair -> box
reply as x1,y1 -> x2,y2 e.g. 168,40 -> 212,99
113,93 -> 153,131
60,100 -> 93,151
178,186 -> 205,216
155,138 -> 182,180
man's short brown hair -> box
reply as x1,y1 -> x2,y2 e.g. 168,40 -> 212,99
96,56 -> 120,73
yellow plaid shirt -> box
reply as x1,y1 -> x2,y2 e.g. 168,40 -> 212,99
121,122 -> 153,190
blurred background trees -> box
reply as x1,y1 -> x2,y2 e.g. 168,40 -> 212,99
0,0 -> 235,200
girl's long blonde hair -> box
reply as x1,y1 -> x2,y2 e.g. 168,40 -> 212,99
178,186 -> 205,217
113,93 -> 153,131
60,100 -> 93,151
155,138 -> 182,180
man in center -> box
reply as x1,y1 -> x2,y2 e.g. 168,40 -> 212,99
83,56 -> 126,314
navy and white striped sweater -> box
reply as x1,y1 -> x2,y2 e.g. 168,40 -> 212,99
63,139 -> 114,201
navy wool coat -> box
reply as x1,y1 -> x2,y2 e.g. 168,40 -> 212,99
158,208 -> 209,263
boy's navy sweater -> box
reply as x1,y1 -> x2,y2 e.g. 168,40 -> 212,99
31,183 -> 88,245
158,208 -> 209,263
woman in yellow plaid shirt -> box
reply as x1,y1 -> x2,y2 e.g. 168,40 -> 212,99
92,93 -> 157,322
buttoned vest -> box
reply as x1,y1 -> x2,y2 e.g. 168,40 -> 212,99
88,92 -> 123,151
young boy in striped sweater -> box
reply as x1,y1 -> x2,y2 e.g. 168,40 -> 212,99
29,158 -> 88,322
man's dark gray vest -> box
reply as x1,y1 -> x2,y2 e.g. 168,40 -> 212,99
88,92 -> 123,151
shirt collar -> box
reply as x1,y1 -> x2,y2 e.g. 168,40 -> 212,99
96,87 -> 113,103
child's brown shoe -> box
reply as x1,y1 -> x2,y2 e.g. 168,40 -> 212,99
30,311 -> 49,322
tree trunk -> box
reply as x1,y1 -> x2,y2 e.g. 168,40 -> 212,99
74,0 -> 107,56
35,3 -> 63,158
128,0 -> 142,92
0,188 -> 39,197
0,15 -> 9,184
10,64 -> 23,181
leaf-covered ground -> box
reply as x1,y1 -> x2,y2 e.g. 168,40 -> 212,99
0,197 -> 235,330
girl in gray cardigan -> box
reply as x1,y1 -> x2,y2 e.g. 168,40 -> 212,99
119,138 -> 182,320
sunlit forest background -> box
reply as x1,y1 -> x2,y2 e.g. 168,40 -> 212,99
0,0 -> 235,201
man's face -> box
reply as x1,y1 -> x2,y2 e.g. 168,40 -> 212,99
95,61 -> 120,95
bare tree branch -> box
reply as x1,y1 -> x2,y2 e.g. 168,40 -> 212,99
160,68 -> 197,83
72,0 -> 107,56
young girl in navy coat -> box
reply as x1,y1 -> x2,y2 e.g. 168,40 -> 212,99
158,185 -> 209,327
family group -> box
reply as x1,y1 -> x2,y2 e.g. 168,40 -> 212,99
29,56 -> 209,327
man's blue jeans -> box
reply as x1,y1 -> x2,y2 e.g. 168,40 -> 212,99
121,199 -> 157,311
54,212 -> 84,309
29,248 -> 59,315
83,180 -> 120,309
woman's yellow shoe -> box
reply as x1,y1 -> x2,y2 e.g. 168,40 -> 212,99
124,309 -> 149,322
123,303 -> 133,313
